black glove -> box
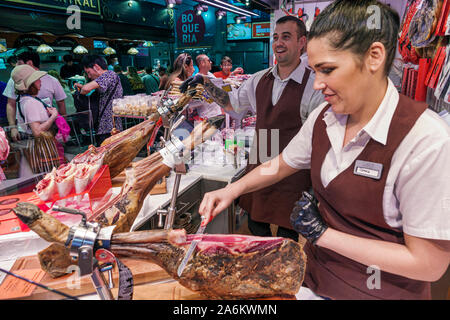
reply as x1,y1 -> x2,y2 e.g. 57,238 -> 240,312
290,191 -> 328,245
179,74 -> 204,93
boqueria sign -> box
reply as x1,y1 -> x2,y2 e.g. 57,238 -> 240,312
176,10 -> 205,46
2,0 -> 101,15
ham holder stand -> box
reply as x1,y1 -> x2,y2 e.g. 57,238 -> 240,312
44,88 -> 201,300
154,87 -> 194,231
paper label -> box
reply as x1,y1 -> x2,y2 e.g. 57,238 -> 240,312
0,269 -> 46,299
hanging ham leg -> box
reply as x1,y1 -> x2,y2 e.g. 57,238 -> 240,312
90,116 -> 225,233
13,204 -> 306,299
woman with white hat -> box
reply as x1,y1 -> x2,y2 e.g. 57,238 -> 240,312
11,64 -> 59,137
11,64 -> 65,172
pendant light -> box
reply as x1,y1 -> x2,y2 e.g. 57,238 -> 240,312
103,46 -> 116,55
36,44 -> 54,53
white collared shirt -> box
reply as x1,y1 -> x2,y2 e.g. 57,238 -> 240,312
228,55 -> 324,123
282,79 -> 450,240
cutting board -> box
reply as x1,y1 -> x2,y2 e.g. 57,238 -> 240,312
124,281 -> 295,300
6,255 -> 172,300
113,279 -> 206,300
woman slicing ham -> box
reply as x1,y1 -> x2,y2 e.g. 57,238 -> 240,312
199,0 -> 450,300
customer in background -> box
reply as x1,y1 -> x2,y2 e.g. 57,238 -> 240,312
113,65 -> 134,96
196,54 -> 216,78
75,55 -> 123,146
164,53 -> 195,90
60,54 -> 82,79
6,56 -> 17,68
142,67 -> 160,95
213,56 -> 244,79
0,81 -> 8,127
158,67 -> 169,91
11,64 -> 65,166
12,65 -> 58,137
107,56 -> 119,71
3,51 -> 67,141
127,66 -> 146,94
47,70 -> 76,115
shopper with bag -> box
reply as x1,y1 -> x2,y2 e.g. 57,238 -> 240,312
75,55 -> 123,146
12,65 -> 66,173
198,0 -> 450,299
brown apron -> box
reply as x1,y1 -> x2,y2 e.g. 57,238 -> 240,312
239,68 -> 312,229
304,94 -> 431,300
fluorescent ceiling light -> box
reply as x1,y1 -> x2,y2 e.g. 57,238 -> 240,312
210,0 -> 259,16
197,0 -> 257,17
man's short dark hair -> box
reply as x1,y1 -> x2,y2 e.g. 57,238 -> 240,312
276,15 -> 307,38
81,55 -> 107,70
18,51 -> 40,68
63,54 -> 73,63
309,0 -> 399,75
7,55 -> 17,65
113,65 -> 122,73
145,67 -> 153,74
220,56 -> 232,65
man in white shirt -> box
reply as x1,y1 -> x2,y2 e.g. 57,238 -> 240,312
3,51 -> 67,141
196,54 -> 216,79
181,16 -> 324,240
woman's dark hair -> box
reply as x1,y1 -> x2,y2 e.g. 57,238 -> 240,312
165,53 -> 193,89
309,0 -> 399,75
276,15 -> 307,38
81,55 -> 108,70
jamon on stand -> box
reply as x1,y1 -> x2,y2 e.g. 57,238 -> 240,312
13,116 -> 225,272
33,89 -> 197,201
90,116 -> 225,233
13,203 -> 307,299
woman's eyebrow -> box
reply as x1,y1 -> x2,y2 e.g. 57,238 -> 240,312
313,61 -> 334,68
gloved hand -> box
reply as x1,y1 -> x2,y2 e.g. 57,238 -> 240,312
290,191 -> 328,245
179,74 -> 204,93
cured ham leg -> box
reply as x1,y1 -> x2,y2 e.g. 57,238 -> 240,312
71,89 -> 197,179
55,163 -> 77,198
13,204 -> 306,299
32,90 -> 196,201
91,116 -> 225,233
34,168 -> 57,201
71,118 -> 156,179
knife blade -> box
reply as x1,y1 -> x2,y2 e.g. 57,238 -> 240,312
177,217 -> 206,277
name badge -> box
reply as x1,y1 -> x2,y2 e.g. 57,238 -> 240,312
353,160 -> 383,180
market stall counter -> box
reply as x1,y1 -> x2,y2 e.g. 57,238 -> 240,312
0,163 -> 248,300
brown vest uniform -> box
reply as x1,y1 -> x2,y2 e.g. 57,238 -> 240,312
239,68 -> 312,229
305,94 -> 431,299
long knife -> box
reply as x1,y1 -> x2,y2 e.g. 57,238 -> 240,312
177,216 -> 206,277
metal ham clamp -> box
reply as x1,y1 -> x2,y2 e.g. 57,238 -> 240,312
52,206 -> 133,300
157,133 -> 189,230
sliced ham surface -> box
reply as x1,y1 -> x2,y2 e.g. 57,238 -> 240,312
34,168 -> 57,201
